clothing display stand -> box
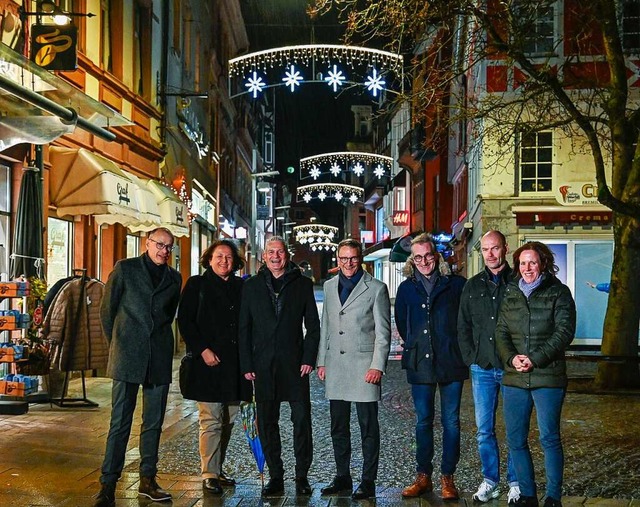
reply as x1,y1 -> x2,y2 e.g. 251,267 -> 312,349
50,269 -> 98,408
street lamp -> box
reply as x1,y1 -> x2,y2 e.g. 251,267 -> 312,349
250,169 -> 279,273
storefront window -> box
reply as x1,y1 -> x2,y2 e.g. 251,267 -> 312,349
126,234 -> 140,258
47,217 -> 73,288
538,239 -> 613,346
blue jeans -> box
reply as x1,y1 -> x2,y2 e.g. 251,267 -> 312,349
503,386 -> 566,500
471,365 -> 517,486
411,381 -> 464,476
100,380 -> 170,485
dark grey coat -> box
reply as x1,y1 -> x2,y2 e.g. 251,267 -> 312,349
495,275 -> 576,389
100,255 -> 182,385
238,263 -> 320,402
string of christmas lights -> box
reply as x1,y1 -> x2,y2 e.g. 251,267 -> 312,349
296,183 -> 364,204
293,224 -> 338,244
300,151 -> 393,180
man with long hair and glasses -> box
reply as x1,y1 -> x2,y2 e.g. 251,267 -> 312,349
317,239 -> 391,500
95,228 -> 182,506
394,233 -> 467,501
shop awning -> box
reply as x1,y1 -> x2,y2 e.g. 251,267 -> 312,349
146,179 -> 190,237
49,147 -> 190,237
49,147 -> 141,224
0,43 -> 131,148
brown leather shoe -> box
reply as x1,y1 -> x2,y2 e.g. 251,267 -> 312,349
441,475 -> 459,501
402,473 -> 433,497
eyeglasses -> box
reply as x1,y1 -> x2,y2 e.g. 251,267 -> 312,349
338,256 -> 360,264
148,238 -> 174,252
413,253 -> 436,263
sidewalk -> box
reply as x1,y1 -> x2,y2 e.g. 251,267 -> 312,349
0,360 -> 638,506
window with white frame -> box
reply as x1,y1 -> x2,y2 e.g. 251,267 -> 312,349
534,239 -> 615,346
519,130 -> 553,193
513,1 -> 556,55
622,0 -> 640,51
47,217 -> 73,288
126,234 -> 140,258
0,165 -> 10,280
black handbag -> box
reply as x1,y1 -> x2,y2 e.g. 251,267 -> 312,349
179,352 -> 195,399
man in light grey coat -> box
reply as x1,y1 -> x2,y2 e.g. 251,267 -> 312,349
317,239 -> 391,500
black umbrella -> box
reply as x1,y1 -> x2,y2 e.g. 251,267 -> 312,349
10,166 -> 44,279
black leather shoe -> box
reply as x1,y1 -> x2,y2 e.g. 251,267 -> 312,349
296,477 -> 312,495
262,478 -> 285,496
352,480 -> 376,500
203,478 -> 223,494
218,471 -> 236,486
321,475 -> 353,496
93,483 -> 115,507
543,498 -> 561,507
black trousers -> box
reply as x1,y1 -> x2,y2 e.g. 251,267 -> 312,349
257,400 -> 313,479
330,399 -> 380,482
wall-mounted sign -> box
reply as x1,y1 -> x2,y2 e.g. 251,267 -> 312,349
555,181 -> 599,206
30,24 -> 77,70
391,210 -> 409,226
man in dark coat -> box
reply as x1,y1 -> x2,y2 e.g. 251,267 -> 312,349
239,236 -> 320,497
94,227 -> 182,507
458,230 -> 520,504
394,233 -> 467,501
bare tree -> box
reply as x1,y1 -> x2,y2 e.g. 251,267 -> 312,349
312,0 -> 640,388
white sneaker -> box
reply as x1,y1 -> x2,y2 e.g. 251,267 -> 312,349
508,485 -> 522,505
473,480 -> 500,502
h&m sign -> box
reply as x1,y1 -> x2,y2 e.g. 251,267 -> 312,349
392,210 -> 409,226
30,24 -> 77,70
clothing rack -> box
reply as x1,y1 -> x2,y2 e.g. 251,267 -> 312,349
50,268 -> 99,408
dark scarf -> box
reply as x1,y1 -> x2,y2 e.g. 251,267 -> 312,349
143,252 -> 167,288
338,269 -> 364,305
415,268 -> 439,296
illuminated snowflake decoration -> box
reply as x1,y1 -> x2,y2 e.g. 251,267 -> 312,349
349,193 -> 359,203
325,64 -> 346,92
352,162 -> 365,176
365,68 -> 386,97
328,231 -> 335,239
303,192 -> 312,203
373,164 -> 385,179
245,71 -> 266,98
329,162 -> 342,176
282,65 -> 303,92
334,190 -> 343,201
318,191 -> 327,201
310,165 -> 321,179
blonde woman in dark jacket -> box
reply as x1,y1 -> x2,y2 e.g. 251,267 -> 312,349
495,242 -> 576,507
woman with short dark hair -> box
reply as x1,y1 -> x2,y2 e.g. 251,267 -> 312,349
495,241 -> 576,507
178,239 -> 251,494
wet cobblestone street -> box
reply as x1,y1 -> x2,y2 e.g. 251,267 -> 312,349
153,360 -> 640,499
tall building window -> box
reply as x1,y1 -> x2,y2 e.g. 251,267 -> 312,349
126,234 -> 140,258
0,165 -> 10,280
134,0 -> 152,98
622,0 -> 640,51
101,0 -> 112,72
513,1 -> 555,54
519,130 -> 553,193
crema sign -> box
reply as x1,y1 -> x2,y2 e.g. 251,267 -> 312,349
117,182 -> 130,205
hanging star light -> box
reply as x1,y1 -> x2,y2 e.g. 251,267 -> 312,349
334,190 -> 343,201
228,44 -> 403,99
282,64 -> 303,92
303,192 -> 312,203
365,68 -> 386,97
299,152 -> 393,180
373,163 -> 386,178
349,193 -> 358,203
325,64 -> 346,92
310,165 -> 321,179
245,71 -> 266,98
297,183 -> 364,204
